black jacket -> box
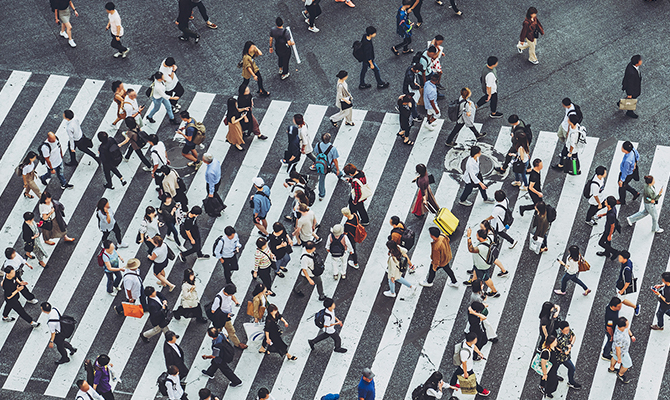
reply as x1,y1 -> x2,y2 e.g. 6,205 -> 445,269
403,65 -> 420,95
146,292 -> 169,327
622,62 -> 642,98
360,36 -> 374,62
163,341 -> 189,376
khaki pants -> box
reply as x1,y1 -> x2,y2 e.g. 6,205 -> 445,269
142,325 -> 169,339
519,39 -> 538,62
557,125 -> 568,142
224,320 -> 241,347
24,173 -> 41,198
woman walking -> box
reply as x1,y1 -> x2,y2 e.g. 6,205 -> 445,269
146,72 -> 179,125
517,7 -> 544,65
159,193 -> 186,251
329,71 -> 354,128
538,302 -> 560,351
39,191 -> 75,245
411,163 -> 438,217
225,97 -> 247,151
294,114 -> 315,164
303,0 -> 322,32
97,131 -> 129,190
383,240 -> 413,298
420,371 -> 445,399
237,85 -> 267,140
259,304 -> 297,360
397,94 -> 415,145
139,206 -> 161,254
96,198 -> 128,248
241,41 -> 270,97
173,268 -> 208,322
626,175 -> 664,233
253,237 -> 277,296
555,245 -> 591,296
122,117 -> 152,170
446,88 -> 485,147
392,0 -> 413,55
20,151 -> 42,199
539,336 -> 559,398
111,81 -> 126,126
281,123 -> 301,173
93,354 -> 116,400
250,283 -> 269,323
51,0 -> 79,47
149,235 -> 174,291
101,240 -> 124,296
511,134 -> 530,190
22,212 -> 48,268
532,202 -> 550,252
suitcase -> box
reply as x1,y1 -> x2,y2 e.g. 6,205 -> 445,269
434,208 -> 459,236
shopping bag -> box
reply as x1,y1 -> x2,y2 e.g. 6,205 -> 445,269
563,156 -> 578,175
618,98 -> 637,111
530,350 -> 553,375
122,302 -> 144,318
243,322 -> 265,344
457,372 -> 477,395
529,233 -> 543,254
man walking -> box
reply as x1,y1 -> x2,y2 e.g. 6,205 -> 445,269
619,55 -> 642,119
177,0 -> 200,42
41,302 -> 77,364
63,110 -> 99,166
423,74 -> 440,128
519,159 -> 543,216
420,227 -> 457,288
476,56 -> 502,119
560,114 -> 587,175
464,227 -> 500,297
178,206 -> 210,261
164,330 -> 189,378
39,131 -> 73,190
613,250 -> 641,315
251,177 -> 272,237
201,327 -> 243,386
553,98 -> 577,167
213,226 -> 241,284
160,58 -> 185,114
76,380 -> 105,400
269,18 -> 294,80
595,196 -> 621,260
650,272 -> 670,330
618,141 -> 640,205
343,163 -> 370,225
140,286 -> 171,342
210,284 -> 248,349
104,2 -> 129,58
555,321 -> 582,389
308,297 -> 347,353
2,266 -> 40,327
176,111 -> 201,169
122,89 -> 144,128
312,133 -> 342,201
294,241 -> 325,299
487,190 -> 518,249
585,166 -> 607,226
358,26 -> 389,90
358,368 -> 376,400
459,146 -> 494,206
114,258 -> 143,316
449,332 -> 491,396
602,297 -> 622,361
203,153 -> 225,216
609,317 -> 634,383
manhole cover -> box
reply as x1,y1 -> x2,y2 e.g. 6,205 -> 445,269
444,140 -> 509,182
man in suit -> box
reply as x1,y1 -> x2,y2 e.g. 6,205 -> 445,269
620,54 -> 642,119
200,327 -> 242,386
140,286 -> 172,342
164,331 -> 189,380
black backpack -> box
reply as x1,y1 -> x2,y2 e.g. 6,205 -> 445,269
303,185 -> 316,206
329,234 -> 346,257
314,308 -> 327,329
568,103 -> 583,124
157,372 -> 170,396
496,203 -> 514,228
49,308 -> 76,338
214,334 -> 235,363
398,255 -> 409,273
107,141 -> 123,167
212,235 -> 224,256
447,98 -> 465,122
546,204 -> 557,223
582,178 -> 599,199
301,252 -> 324,276
352,41 -> 365,62
391,226 -> 416,250
514,120 -> 533,146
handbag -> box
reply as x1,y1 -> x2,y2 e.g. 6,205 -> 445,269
619,98 -> 637,111
135,231 -> 142,244
40,219 -> 53,231
531,349 -> 553,375
577,256 -> 590,272
24,240 -> 35,253
167,246 -> 175,261
246,300 -> 266,318
529,233 -> 543,255
428,174 -> 435,184
340,100 -> 353,110
351,178 -> 373,202
122,302 -> 144,318
533,27 -> 541,38
457,373 -> 477,395
512,159 -> 526,174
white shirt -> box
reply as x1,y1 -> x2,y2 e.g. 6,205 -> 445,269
212,290 -> 235,314
151,142 -> 168,167
560,104 -> 575,131
565,258 -> 580,275
491,199 -> 509,232
152,79 -> 171,101
588,175 -> 605,206
214,234 -> 240,259
75,387 -> 105,400
300,249 -> 316,278
323,308 -> 336,334
462,157 -> 481,184
42,140 -> 63,169
108,10 -> 124,37
22,161 -> 37,176
47,308 -> 61,334
122,270 -> 143,301
425,388 -> 443,399
5,255 -> 27,270
65,118 -> 83,149
485,71 -> 497,94
152,244 -> 168,264
166,374 -> 184,400
159,61 -> 179,91
39,203 -> 55,221
123,96 -> 140,117
140,217 -> 160,238
298,124 -> 312,153
566,123 -> 585,154
461,340 -> 475,371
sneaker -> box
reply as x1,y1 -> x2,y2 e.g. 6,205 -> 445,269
516,44 -> 523,53
348,260 -> 359,268
68,39 -> 76,48
520,186 -> 528,191
554,290 -> 566,295
488,291 -> 501,298
308,339 -> 315,351
419,281 -> 433,287
617,374 -> 631,384
509,240 -> 518,249
309,164 -> 317,171
657,228 -> 665,234
147,116 -> 156,123
198,254 -> 211,259
447,281 -> 459,288
635,304 -> 641,316
178,252 -> 185,262
567,382 -> 582,389
31,322 -> 41,328
118,242 -> 129,248
483,199 -> 495,204
608,367 -> 619,373
459,200 -> 473,207
121,48 -> 130,58
479,389 -> 490,396
334,347 -> 348,353
358,83 -> 372,90
345,0 -> 355,6
40,176 -> 49,186
529,59 -> 539,65
28,298 -> 39,304
601,355 -> 612,361
55,358 -> 70,365
294,290 -> 305,298
113,52 -> 123,58
489,337 -> 499,344
2,317 -> 15,322
626,217 -> 632,226
302,10 -> 309,19
108,291 -> 117,297
497,270 -> 509,277
445,142 -> 457,147
377,82 -> 390,89
201,370 -> 214,378
585,219 -> 597,226
651,324 -> 664,330
463,279 -> 474,286
489,112 -> 503,119
383,290 -> 396,298
60,30 -> 69,38
476,132 -> 487,139
313,237 -> 322,245
206,21 -> 218,29
281,73 -> 290,80
61,183 -> 74,190
511,181 -> 521,187
308,26 -> 320,33
557,376 -> 564,382
178,244 -> 187,252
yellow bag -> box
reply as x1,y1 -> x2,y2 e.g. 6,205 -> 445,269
458,372 -> 477,395
618,98 -> 637,111
434,208 -> 459,236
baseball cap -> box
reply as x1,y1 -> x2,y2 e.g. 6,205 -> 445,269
362,368 -> 375,379
253,177 -> 264,187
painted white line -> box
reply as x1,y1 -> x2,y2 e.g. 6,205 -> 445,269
496,136 -> 600,400
588,145 -> 670,400
0,71 -> 32,128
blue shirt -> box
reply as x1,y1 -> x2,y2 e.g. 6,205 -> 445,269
184,119 -> 196,143
315,142 -> 339,167
205,158 -> 221,194
619,148 -> 639,181
253,185 -> 272,217
423,81 -> 437,106
358,378 -> 375,400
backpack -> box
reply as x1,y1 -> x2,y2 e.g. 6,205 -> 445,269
568,103 -> 583,124
37,141 -> 57,165
157,372 -> 170,396
514,121 -> 533,146
329,234 -> 346,258
214,334 -> 235,362
205,294 -> 223,322
352,41 -> 365,62
447,98 -> 465,122
314,144 -> 333,175
391,226 -> 416,250
314,308 -> 327,329
496,203 -> 514,228
582,178 -> 600,199
187,120 -> 206,145
546,204 -> 557,223
575,125 -> 587,152
97,248 -> 105,267
411,384 -> 426,400
478,240 -> 497,265
398,255 -> 409,273
107,141 -> 123,167
301,252 -> 325,276
49,308 -> 77,338
212,235 -> 224,256
304,185 -> 316,206
452,341 -> 471,366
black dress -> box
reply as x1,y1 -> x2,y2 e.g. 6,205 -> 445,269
264,313 -> 288,355
237,93 -> 253,133
539,348 -> 559,395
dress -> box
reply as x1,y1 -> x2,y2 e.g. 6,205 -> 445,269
39,203 -> 66,240
114,91 -> 127,120
237,93 -> 254,132
226,111 -> 245,146
264,313 -> 288,355
411,174 -> 438,216
23,221 -> 47,261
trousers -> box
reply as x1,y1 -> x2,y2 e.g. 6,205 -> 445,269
3,297 -> 34,323
295,274 -> 324,298
182,235 -> 204,258
101,223 -> 123,245
142,324 -> 169,339
427,263 -> 457,284
311,330 -> 343,350
360,61 -> 383,86
348,198 -> 369,224
460,182 -> 489,202
102,163 -> 123,187
40,164 -> 68,187
224,320 -> 241,347
205,358 -> 242,385
446,123 -> 480,144
618,172 -> 638,205
628,202 -> 659,231
476,92 -> 498,113
70,139 -> 99,164
110,33 -> 127,53
53,332 -> 75,361
276,49 -> 291,75
598,233 -> 618,258
560,272 -> 588,292
242,71 -> 266,93
655,305 -> 670,327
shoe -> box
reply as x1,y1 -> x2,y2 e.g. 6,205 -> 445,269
178,252 -> 185,262
632,192 -> 640,202
383,290 -> 396,298
294,290 -> 305,298
497,270 -> 509,277
107,291 -> 116,297
554,290 -> 566,295
345,0 -> 355,6
2,317 -> 15,322
447,281 -> 459,288
479,389 -> 490,396
147,117 -> 156,123
120,179 -> 127,186
608,367 -> 619,373
358,83 -> 372,90
69,348 -> 78,356
546,394 -> 554,399
511,181 -> 521,187
377,82 -> 390,89
489,337 -> 499,344
419,281 -> 433,287
459,200 -> 473,207
476,132 -> 487,139
61,183 -> 74,190
626,110 -> 639,119
178,36 -> 189,41
341,274 -> 346,280
483,199 -> 495,204
27,298 -> 39,304
550,164 -> 564,171
194,36 -> 200,43
334,348 -> 348,353
488,291 -> 501,298
490,112 -> 503,119
60,30 -> 69,38
617,374 -> 631,384
308,26 -> 320,33
178,245 -> 187,252
113,52 -> 123,58
529,59 -> 539,65
142,166 -> 152,172
596,251 -> 607,257
516,44 -> 523,53
557,376 -> 564,382
314,237 -> 322,244
463,279 -> 474,286
198,254 -> 211,259
230,381 -> 243,387
657,228 -> 665,234
318,295 -> 326,301
567,382 -> 582,389
238,343 -> 248,349
121,48 -> 130,58
31,322 -> 40,328
348,260 -> 357,268
494,167 -> 506,174
201,370 -> 214,378
302,10 -> 309,19
308,339 -> 315,351
309,164 -> 317,171
585,220 -> 597,226
651,324 -> 664,330
330,119 -> 339,128
206,21 -> 218,29
446,142 -> 457,147
40,176 -> 49,186
276,272 -> 285,278
601,355 -> 612,361
583,289 -> 591,296
635,304 -> 641,316
509,240 -> 518,249
55,358 -> 70,365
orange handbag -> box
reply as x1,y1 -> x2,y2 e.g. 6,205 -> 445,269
122,302 -> 144,318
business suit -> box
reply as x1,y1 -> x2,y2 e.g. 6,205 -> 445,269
621,61 -> 642,117
164,341 -> 189,378
142,293 -> 170,340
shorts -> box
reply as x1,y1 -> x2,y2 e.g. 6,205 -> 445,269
427,107 -> 440,117
253,214 -> 267,223
58,8 -> 71,24
475,267 -> 492,282
610,351 -> 632,369
152,259 -> 168,275
182,141 -> 196,154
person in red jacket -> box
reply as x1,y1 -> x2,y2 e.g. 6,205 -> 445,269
516,7 -> 544,65
343,163 -> 370,225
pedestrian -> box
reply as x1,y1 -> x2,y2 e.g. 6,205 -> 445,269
626,175 -> 663,233
254,237 -> 278,294
104,2 -> 129,58
463,228 -> 499,297
342,207 -> 361,269
97,131 -> 129,189
202,153 -> 226,215
555,321 -> 583,390
173,268 -> 208,322
556,114 -> 586,174
22,212 -> 48,268
225,97 -> 247,151
494,115 -> 529,174
42,301 -> 77,364
510,135 -> 530,189
164,330 -> 189,379
210,284 -> 248,348
479,221 -> 510,277
516,7 -> 544,65
476,56 -> 503,119
392,0 -> 414,56
423,75 -> 440,128
139,206 -> 161,254
329,71 -> 354,127
187,0 -> 218,29
343,163 -> 370,225
269,222 -> 292,278
443,0 -> 463,16
650,272 -> 670,330
602,297 -> 622,361
177,0 -> 200,42
122,88 -> 144,128
146,72 -> 180,125
175,111 -> 202,169
552,98 -> 578,167
293,114 -> 315,164
585,166 -> 607,226
532,202 -> 550,253
402,64 -> 423,122
327,224 -> 353,281
122,118 -> 152,170
241,41 -> 270,97
420,227 -> 457,288
541,305 -> 565,345
358,368 -> 375,400
178,206 -> 210,261
313,132 -> 343,200
518,159 -> 543,216
39,131 -> 73,190
539,336 -> 559,398
459,146 -> 494,206
619,55 -> 642,119
259,304 -> 297,360
93,354 -> 116,400
449,332 -> 490,396
595,196 -> 621,260
96,198 -> 127,247
213,226 -> 241,284
486,190 -> 518,248
238,85 -> 267,140
467,302 -> 491,355
4,248 -> 33,274
113,258 -> 142,316
101,240 -> 125,295
257,387 -> 276,400
159,166 -> 186,205
250,283 -> 269,323
555,245 -> 591,296
613,250 -> 641,315
160,58 -> 185,114
20,152 -> 41,199
76,380 -> 104,400
416,47 -> 439,90
384,240 -> 413,297
408,0 -> 423,27
358,26 -> 389,90
281,124 -> 301,173
251,177 -> 272,237
303,0 -> 322,32
468,279 -> 498,342
269,18 -> 294,80
419,371 -> 445,399
1,265 -> 40,325
308,297 -> 347,352
63,110 -> 99,166
39,191 -> 76,244
411,163 -> 439,217
445,87 -> 486,147
165,365 -> 185,400
397,95 -> 417,146
110,81 -> 127,126
294,203 -> 321,245
159,194 -> 186,251
200,327 -> 243,386
140,286 -> 171,342
618,141 -> 640,205
150,235 -> 175,291
609,317 -> 634,383
149,134 -> 169,183
294,241 -> 325,300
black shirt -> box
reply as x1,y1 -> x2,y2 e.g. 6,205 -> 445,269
184,215 -> 199,238
160,202 -> 176,225
659,285 -> 670,311
270,27 -> 291,51
529,170 -> 541,193
360,36 -> 374,62
605,208 -> 618,235
2,277 -> 19,300
269,229 -> 290,259
604,305 -> 619,330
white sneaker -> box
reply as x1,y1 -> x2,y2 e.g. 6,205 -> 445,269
178,244 -> 187,252
529,59 -> 539,65
118,242 -> 129,248
113,52 -> 123,58
626,217 -> 632,226
516,44 -> 523,53
108,291 -> 117,297
308,26 -> 320,33
121,48 -> 130,58
383,290 -> 396,298
28,299 -> 39,304
68,39 -> 77,48
419,281 -> 433,287
348,260 -> 359,269
60,31 -> 68,38
509,240 -> 518,250
656,228 -> 665,234
165,235 -> 175,242
142,166 -> 152,172
483,199 -> 495,204
447,281 -> 459,288
459,200 -> 473,207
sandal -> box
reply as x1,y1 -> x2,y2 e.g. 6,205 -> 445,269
25,253 -> 35,259
23,192 -> 34,199
397,131 -> 405,137
402,49 -> 414,54
435,0 -> 444,5
345,122 -> 355,126
403,136 -> 415,146
288,355 -> 298,360
391,46 -> 400,56
258,348 -> 266,353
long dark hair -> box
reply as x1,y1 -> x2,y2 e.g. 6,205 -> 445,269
183,268 -> 195,285
423,371 -> 443,388
568,245 -> 580,261
526,6 -> 538,19
386,240 -> 402,260
539,301 -> 554,320
226,97 -> 239,120
39,191 -> 52,205
96,198 -> 108,212
144,206 -> 156,222
21,151 -> 37,168
243,41 -> 255,56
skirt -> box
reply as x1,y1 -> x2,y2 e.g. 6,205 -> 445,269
226,121 -> 245,146
58,8 -> 71,24
411,188 -> 438,217
42,220 -> 66,241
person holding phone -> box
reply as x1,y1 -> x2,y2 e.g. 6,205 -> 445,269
626,175 -> 663,233
651,272 -> 670,330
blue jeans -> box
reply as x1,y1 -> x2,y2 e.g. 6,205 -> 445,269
318,170 -> 343,199
560,272 -> 588,292
656,306 -> 670,327
360,61 -> 383,86
514,161 -> 529,186
276,253 -> 291,273
147,97 -> 174,120
560,359 -> 577,385
40,165 -> 67,186
388,276 -> 411,294
105,270 -> 122,293
165,221 -> 181,246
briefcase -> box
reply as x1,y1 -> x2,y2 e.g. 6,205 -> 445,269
619,98 -> 637,111
434,208 -> 459,236
122,302 -> 144,318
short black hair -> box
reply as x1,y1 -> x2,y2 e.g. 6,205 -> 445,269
557,320 -> 570,330
487,56 -> 498,66
63,110 -> 74,119
562,97 -> 572,107
476,229 -> 487,240
365,26 -> 377,36
428,227 -> 441,238
180,110 -> 190,119
190,206 -> 202,215
105,2 -> 115,10
470,145 -> 481,157
258,387 -> 270,399
76,380 -> 86,388
631,54 -> 642,65
148,134 -> 160,145
434,34 -> 444,41
427,45 -> 437,53
662,272 -> 670,283
103,240 -> 114,250
595,165 -> 607,176
198,388 -> 212,400
390,216 -> 400,225
165,331 -> 177,342
507,115 -> 519,124
532,158 -> 542,167
23,212 -> 34,221
609,296 -> 622,307
4,247 -> 15,259
224,283 -> 237,295
125,116 -> 137,130
207,327 -> 219,338
619,250 -> 630,260
606,195 -> 617,207
323,297 -> 334,308
276,17 -> 283,26
144,286 -> 156,297
165,57 -> 175,66
617,316 -> 628,328
304,241 -> 316,250
256,237 -> 267,249
622,141 -> 634,152
568,114 -> 580,125
494,190 -> 506,202
273,222 -> 285,233
97,131 -> 109,143
41,302 -> 52,312
224,226 -> 236,236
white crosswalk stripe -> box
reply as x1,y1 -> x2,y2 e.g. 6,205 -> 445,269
0,71 -> 669,400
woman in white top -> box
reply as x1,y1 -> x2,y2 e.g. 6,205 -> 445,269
384,240 -> 413,298
174,268 -> 208,322
145,72 -> 179,125
421,371 -> 445,399
139,206 -> 162,254
20,151 -> 41,199
294,114 -> 315,163
555,245 -> 590,296
329,70 -> 354,127
149,235 -> 174,291
445,87 -> 485,147
96,198 -> 128,247
39,191 -> 75,244
511,134 -> 530,190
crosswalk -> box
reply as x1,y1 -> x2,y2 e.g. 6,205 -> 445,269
0,70 -> 669,400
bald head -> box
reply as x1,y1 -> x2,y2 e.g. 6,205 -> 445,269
47,132 -> 57,142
